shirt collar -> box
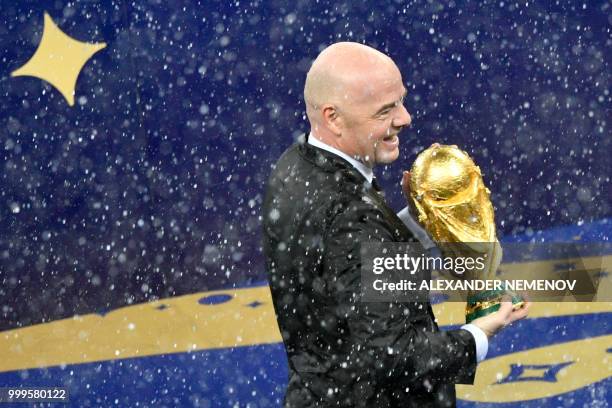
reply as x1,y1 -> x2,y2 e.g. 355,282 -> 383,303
307,133 -> 374,184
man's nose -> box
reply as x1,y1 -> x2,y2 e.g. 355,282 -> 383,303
393,104 -> 412,129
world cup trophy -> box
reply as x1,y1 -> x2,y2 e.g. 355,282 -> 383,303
408,144 -> 524,323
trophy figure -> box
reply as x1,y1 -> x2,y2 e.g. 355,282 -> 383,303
408,144 -> 524,323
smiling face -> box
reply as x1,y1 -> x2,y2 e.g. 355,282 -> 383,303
338,65 -> 411,166
304,42 -> 412,167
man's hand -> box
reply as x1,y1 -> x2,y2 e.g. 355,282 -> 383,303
401,170 -> 422,220
470,297 -> 531,338
401,170 -> 412,202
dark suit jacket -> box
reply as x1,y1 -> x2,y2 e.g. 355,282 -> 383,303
262,134 -> 477,407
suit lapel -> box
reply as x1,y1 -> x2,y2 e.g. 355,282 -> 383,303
363,187 -> 415,242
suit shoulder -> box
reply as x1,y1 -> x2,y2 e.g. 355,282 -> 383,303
268,142 -> 301,176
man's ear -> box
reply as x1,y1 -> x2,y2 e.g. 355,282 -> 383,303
321,104 -> 343,136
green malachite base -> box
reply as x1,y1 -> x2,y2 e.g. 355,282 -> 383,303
465,290 -> 524,323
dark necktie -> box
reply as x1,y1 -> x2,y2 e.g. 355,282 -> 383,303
371,177 -> 382,192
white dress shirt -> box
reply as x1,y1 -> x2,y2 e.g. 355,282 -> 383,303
307,133 -> 489,363
307,133 -> 374,183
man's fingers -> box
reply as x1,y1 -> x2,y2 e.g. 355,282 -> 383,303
504,301 -> 531,325
402,171 -> 411,197
496,299 -> 514,317
517,300 -> 531,312
402,171 -> 411,186
512,301 -> 531,320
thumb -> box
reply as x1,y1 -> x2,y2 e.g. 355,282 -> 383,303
496,296 -> 514,317
402,171 -> 411,189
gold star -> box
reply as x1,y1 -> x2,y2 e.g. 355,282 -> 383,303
11,12 -> 106,106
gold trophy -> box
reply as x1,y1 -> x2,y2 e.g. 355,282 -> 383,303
409,144 -> 524,323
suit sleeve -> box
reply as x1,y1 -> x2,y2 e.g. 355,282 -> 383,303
324,200 -> 478,388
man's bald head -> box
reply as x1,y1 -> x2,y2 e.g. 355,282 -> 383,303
304,42 -> 398,120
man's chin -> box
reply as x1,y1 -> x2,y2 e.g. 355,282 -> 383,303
376,149 -> 400,165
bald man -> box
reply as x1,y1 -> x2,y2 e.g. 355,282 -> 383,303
262,42 -> 528,407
